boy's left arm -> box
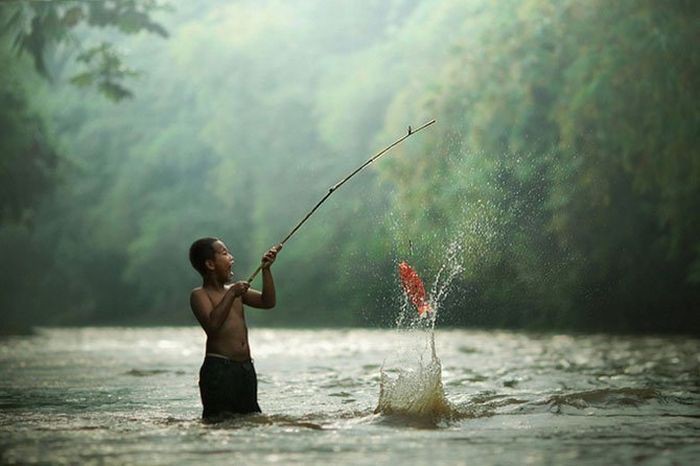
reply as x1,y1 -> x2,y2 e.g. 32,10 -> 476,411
243,245 -> 281,309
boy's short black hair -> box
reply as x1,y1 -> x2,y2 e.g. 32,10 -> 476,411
189,237 -> 219,277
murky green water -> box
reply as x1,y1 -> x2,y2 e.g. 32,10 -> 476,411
1,327 -> 698,465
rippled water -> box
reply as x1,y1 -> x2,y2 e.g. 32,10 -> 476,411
1,327 -> 699,465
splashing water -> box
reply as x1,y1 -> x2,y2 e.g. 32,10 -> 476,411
374,335 -> 452,423
393,236 -> 465,330
375,238 -> 465,424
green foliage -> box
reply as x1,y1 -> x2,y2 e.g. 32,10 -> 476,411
70,42 -> 140,101
0,0 -> 697,333
380,0 -> 700,331
0,41 -> 56,222
1,0 -> 169,100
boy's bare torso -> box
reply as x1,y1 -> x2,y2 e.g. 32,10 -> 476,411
198,285 -> 251,361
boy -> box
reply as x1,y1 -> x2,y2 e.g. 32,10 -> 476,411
188,237 -> 281,419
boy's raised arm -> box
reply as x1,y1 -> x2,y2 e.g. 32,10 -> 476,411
243,245 -> 281,309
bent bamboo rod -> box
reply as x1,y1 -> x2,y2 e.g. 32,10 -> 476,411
247,119 -> 436,283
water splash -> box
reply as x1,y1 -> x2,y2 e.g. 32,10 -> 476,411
375,237 -> 465,424
374,331 -> 452,423
394,235 -> 465,330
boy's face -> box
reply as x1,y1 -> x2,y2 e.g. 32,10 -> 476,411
207,240 -> 234,280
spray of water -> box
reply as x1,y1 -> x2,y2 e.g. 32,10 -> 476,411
375,236 -> 465,423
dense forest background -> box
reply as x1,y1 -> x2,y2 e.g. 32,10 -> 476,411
1,0 -> 698,333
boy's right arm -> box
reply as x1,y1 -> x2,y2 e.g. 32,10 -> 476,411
190,282 -> 249,333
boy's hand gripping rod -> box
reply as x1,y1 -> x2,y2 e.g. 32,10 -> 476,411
247,119 -> 436,283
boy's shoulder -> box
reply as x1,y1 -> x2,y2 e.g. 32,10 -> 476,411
190,287 -> 211,314
190,287 -> 207,302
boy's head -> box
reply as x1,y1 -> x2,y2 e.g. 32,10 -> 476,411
189,237 -> 221,277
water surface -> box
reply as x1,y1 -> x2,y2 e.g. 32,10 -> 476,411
1,327 -> 698,465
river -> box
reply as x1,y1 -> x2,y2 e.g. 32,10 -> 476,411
1,327 -> 698,465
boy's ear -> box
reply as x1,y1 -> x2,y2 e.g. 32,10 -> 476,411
205,259 -> 215,271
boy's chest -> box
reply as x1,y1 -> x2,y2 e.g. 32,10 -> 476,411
207,290 -> 245,318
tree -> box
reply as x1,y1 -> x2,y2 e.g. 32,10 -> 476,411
2,0 -> 169,101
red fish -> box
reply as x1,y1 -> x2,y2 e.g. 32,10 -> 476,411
398,261 -> 432,316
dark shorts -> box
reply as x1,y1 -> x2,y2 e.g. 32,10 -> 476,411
198,355 -> 261,419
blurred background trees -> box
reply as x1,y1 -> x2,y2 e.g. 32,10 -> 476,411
1,0 -> 697,333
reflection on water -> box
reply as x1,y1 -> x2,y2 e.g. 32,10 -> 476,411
0,327 -> 699,465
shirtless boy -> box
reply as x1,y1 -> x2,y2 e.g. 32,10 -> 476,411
188,237 -> 281,419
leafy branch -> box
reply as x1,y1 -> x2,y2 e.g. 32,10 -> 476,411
2,0 -> 170,101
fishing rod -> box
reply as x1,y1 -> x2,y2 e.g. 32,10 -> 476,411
247,119 -> 437,283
